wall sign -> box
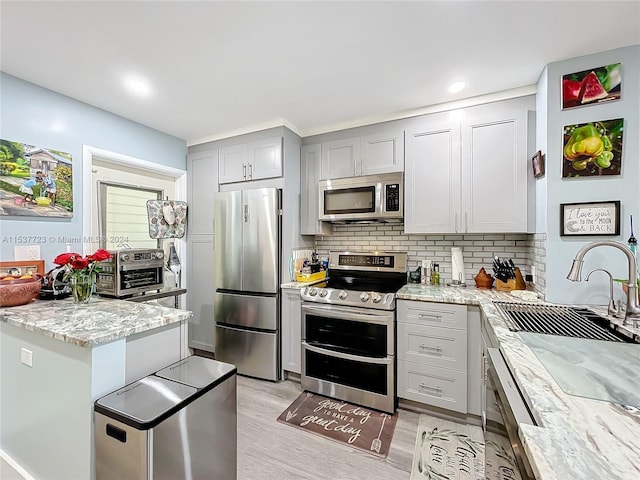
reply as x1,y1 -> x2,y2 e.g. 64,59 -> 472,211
560,201 -> 620,236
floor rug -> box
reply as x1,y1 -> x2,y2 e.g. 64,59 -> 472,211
276,391 -> 398,458
409,415 -> 522,480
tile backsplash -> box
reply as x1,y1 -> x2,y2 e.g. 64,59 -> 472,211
314,224 -> 546,294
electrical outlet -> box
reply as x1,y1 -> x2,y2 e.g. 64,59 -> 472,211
14,245 -> 41,261
21,348 -> 33,367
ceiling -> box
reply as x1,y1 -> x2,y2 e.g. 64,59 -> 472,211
2,1 -> 639,146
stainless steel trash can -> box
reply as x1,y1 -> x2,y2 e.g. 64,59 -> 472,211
95,356 -> 237,479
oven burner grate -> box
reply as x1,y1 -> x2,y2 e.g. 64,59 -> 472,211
493,302 -> 631,342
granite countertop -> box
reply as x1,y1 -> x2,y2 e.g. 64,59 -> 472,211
0,297 -> 193,348
397,284 -> 640,480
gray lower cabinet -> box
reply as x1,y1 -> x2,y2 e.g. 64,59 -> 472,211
397,300 -> 468,414
186,235 -> 215,352
281,287 -> 302,374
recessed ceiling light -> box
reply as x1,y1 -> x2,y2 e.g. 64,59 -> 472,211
448,81 -> 466,94
125,77 -> 151,96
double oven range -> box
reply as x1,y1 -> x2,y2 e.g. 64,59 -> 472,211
300,251 -> 407,414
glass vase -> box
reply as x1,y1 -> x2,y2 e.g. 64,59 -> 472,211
71,276 -> 94,304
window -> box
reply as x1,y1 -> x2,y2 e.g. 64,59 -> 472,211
97,181 -> 163,250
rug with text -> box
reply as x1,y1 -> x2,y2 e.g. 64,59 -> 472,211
410,415 -> 523,480
276,391 -> 398,458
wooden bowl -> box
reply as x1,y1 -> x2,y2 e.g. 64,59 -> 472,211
0,275 -> 42,307
474,268 -> 494,289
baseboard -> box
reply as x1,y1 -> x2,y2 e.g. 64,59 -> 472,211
0,449 -> 34,480
398,398 -> 482,426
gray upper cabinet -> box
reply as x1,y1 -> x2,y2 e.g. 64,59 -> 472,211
320,137 -> 360,179
218,136 -> 282,184
360,129 -> 404,175
405,118 -> 461,233
300,144 -> 332,236
218,143 -> 247,184
319,128 -> 403,180
405,97 -> 534,234
187,149 -> 219,235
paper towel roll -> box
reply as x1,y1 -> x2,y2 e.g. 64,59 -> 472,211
451,247 -> 466,284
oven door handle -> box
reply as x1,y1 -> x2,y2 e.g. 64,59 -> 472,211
303,341 -> 392,365
301,303 -> 393,324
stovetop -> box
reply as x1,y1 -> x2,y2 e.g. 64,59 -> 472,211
300,251 -> 407,310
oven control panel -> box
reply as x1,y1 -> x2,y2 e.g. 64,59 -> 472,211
300,286 -> 396,310
329,251 -> 407,273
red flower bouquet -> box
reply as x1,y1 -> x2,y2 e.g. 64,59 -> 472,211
54,249 -> 112,282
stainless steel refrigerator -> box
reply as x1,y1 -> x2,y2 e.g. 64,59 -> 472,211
214,188 -> 281,381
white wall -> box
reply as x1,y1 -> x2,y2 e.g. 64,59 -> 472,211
543,45 -> 640,305
0,73 -> 187,268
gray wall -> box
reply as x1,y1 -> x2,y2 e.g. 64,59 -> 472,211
0,73 -> 187,266
540,45 -> 639,305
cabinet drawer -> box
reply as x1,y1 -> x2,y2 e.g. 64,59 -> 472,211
397,323 -> 467,371
398,300 -> 467,330
397,360 -> 467,413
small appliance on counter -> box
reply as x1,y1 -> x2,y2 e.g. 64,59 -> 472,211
39,266 -> 71,300
96,248 -> 165,298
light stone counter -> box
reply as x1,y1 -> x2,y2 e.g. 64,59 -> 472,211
0,296 -> 192,347
396,284 -> 640,480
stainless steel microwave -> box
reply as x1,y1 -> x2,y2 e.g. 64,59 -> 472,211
319,172 -> 403,223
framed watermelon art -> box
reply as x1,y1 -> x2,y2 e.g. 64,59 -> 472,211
562,63 -> 621,109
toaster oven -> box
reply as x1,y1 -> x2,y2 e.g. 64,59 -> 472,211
96,248 -> 165,297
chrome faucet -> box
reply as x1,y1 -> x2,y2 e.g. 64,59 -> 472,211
585,268 -> 619,317
567,240 -> 640,326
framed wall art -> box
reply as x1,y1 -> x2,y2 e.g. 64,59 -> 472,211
0,260 -> 45,278
560,201 -> 620,236
562,63 -> 621,109
0,139 -> 73,218
531,150 -> 545,178
562,118 -> 624,178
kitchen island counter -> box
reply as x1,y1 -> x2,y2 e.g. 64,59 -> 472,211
0,297 -> 192,479
397,284 -> 640,480
0,296 -> 192,347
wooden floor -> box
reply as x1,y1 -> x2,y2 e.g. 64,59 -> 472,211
1,376 -> 419,480
237,376 -> 418,480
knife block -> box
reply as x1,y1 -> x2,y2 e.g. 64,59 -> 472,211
495,268 -> 526,291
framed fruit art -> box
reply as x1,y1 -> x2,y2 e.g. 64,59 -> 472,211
562,63 -> 621,109
562,118 -> 624,178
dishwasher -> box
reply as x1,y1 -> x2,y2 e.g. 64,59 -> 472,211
94,355 -> 237,479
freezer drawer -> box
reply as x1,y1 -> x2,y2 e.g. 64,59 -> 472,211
214,291 -> 279,330
215,324 -> 279,381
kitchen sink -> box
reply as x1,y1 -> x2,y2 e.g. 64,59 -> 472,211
493,302 -> 633,343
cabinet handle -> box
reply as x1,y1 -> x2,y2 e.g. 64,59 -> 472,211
418,313 -> 442,321
464,212 -> 468,232
419,344 -> 443,354
243,164 -> 247,179
454,212 -> 458,233
243,204 -> 249,222
248,163 -> 253,179
418,383 -> 442,395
